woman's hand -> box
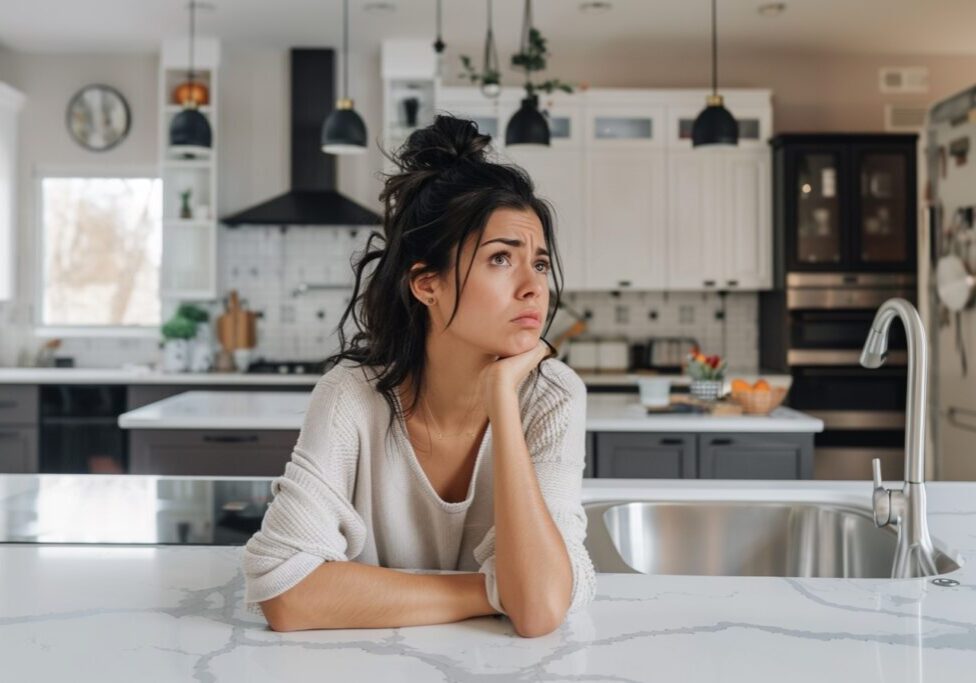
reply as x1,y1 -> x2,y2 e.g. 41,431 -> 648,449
482,339 -> 554,404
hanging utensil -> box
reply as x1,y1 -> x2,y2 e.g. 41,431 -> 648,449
936,254 -> 976,311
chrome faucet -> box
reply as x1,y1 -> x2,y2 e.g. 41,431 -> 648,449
860,297 -> 939,578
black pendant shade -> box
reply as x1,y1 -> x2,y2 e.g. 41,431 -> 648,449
692,0 -> 738,148
506,96 -> 550,147
321,100 -> 367,154
692,95 -> 738,147
169,107 -> 212,152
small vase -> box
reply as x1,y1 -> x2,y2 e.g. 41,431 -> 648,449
690,379 -> 723,401
161,339 -> 191,373
188,326 -> 213,373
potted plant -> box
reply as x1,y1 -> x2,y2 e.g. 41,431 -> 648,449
686,347 -> 727,401
177,303 -> 213,373
160,313 -> 197,373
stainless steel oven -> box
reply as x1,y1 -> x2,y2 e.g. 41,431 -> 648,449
780,272 -> 915,479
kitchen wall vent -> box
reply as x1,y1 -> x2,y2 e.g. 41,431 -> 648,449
879,66 -> 929,94
884,104 -> 927,132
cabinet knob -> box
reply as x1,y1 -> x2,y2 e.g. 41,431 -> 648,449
726,280 -> 739,287
618,280 -> 631,287
703,280 -> 716,287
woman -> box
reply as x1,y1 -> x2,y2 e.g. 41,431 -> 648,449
242,114 -> 595,638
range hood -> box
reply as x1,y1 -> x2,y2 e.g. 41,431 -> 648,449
221,49 -> 382,227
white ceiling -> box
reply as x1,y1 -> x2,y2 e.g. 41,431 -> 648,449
0,0 -> 974,57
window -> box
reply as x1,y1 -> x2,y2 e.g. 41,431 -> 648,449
39,174 -> 162,329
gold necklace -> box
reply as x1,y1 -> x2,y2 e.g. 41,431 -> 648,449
422,389 -> 480,439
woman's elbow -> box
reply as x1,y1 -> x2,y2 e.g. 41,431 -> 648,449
511,603 -> 567,638
259,594 -> 302,632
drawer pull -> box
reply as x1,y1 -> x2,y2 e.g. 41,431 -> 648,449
659,438 -> 684,446
0,400 -> 18,409
710,438 -> 733,446
0,430 -> 17,438
202,434 -> 259,444
703,280 -> 716,287
726,280 -> 739,287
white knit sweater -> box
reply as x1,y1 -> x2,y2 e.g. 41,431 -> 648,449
241,357 -> 596,620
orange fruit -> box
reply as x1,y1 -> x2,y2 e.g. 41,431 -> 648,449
731,378 -> 752,393
753,378 -> 771,392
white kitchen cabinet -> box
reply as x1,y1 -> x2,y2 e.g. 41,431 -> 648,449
721,151 -> 772,289
585,149 -> 668,290
667,149 -> 772,291
504,146 -> 586,291
585,104 -> 664,149
0,83 -> 25,302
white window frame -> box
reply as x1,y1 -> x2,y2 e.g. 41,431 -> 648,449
33,164 -> 163,338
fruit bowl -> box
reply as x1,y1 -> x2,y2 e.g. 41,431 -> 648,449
729,379 -> 788,415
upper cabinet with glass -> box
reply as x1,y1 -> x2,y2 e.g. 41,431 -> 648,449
773,134 -> 918,274
585,103 -> 664,148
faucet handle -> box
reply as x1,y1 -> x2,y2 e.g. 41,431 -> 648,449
871,458 -> 893,527
872,458 -> 883,489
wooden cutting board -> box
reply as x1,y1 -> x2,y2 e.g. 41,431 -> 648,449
216,290 -> 256,351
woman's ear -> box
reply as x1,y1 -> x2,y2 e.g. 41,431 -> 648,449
408,262 -> 437,305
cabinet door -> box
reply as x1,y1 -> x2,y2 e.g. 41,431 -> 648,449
698,433 -> 813,479
0,385 -> 38,424
505,146 -> 586,291
130,429 -> 299,477
584,149 -> 667,290
721,151 -> 772,290
595,432 -> 696,478
666,151 -> 723,289
0,427 -> 38,473
784,145 -> 850,270
850,143 -> 916,271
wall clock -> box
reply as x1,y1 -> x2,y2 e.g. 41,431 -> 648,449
65,84 -> 131,152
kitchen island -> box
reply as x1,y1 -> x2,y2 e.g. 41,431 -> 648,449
0,475 -> 972,682
118,390 -> 823,479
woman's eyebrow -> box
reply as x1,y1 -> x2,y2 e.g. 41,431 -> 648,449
480,237 -> 550,257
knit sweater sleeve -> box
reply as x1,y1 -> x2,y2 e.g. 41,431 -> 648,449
473,362 -> 597,617
240,367 -> 367,613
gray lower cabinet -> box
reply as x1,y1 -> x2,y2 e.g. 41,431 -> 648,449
697,433 -> 813,479
589,431 -> 814,480
0,427 -> 39,473
129,429 -> 300,477
594,432 -> 697,478
0,386 -> 39,473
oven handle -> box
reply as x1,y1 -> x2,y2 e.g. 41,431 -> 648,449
787,349 -> 908,366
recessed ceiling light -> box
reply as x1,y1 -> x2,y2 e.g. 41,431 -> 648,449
579,2 -> 612,15
757,2 -> 786,17
363,2 -> 396,14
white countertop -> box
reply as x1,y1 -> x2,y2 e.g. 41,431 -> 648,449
1,478 -> 973,682
0,365 -> 791,389
118,390 -> 824,433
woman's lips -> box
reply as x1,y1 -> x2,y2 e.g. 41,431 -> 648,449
511,316 -> 541,328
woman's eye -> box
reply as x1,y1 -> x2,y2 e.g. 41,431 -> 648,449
491,251 -> 551,273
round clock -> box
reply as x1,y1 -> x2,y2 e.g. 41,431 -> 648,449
65,84 -> 131,152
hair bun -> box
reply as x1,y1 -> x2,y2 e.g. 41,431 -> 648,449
396,114 -> 491,174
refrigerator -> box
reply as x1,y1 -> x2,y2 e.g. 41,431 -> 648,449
925,84 -> 976,480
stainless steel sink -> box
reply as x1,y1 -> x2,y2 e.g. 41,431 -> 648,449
583,500 -> 961,578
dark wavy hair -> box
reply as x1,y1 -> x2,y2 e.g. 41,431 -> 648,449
324,113 -> 569,441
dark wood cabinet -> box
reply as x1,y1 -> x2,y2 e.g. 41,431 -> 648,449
773,133 -> 917,275
594,432 -> 697,478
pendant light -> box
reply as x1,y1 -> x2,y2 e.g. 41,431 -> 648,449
169,0 -> 212,156
321,0 -> 367,154
432,0 -> 446,78
505,0 -> 549,147
691,0 -> 738,147
480,0 -> 501,98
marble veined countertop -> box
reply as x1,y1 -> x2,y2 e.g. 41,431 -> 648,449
118,390 -> 823,433
0,478 -> 973,682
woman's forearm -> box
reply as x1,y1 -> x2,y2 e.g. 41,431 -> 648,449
488,387 -> 573,637
260,561 -> 497,632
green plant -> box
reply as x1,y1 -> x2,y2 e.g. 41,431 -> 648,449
161,314 -> 197,341
686,347 -> 727,380
511,27 -> 574,98
176,303 -> 209,323
459,54 -> 500,89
